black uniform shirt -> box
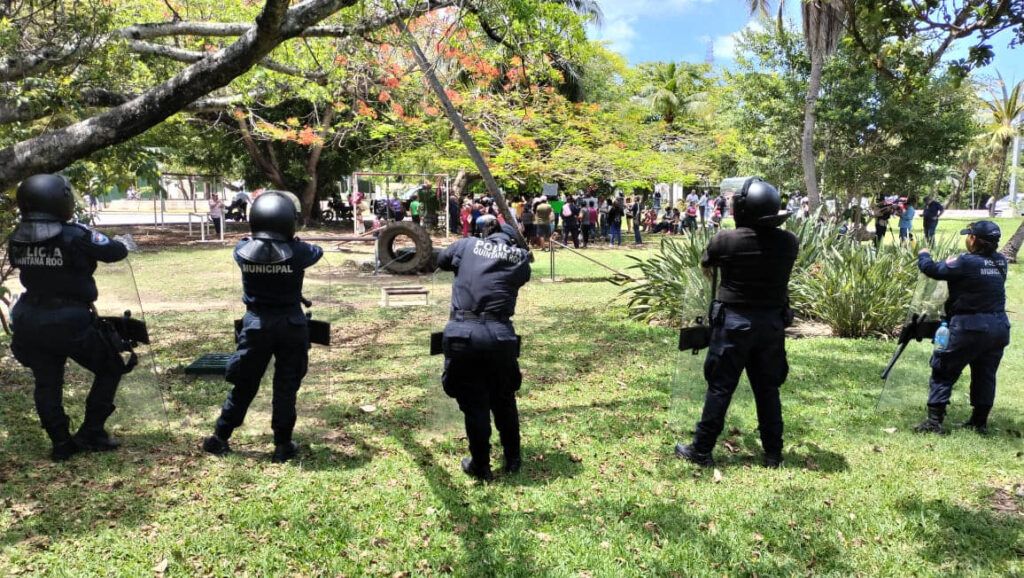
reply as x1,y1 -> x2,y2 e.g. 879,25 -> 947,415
922,200 -> 944,220
438,232 -> 531,317
9,223 -> 128,303
234,238 -> 323,308
701,226 -> 799,308
918,251 -> 1007,316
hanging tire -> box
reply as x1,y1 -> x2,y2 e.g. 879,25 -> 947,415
377,222 -> 433,274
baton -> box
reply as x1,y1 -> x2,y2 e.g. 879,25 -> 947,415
880,340 -> 909,381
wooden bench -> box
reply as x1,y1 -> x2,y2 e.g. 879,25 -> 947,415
380,285 -> 430,307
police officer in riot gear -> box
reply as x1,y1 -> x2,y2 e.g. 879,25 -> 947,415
203,191 -> 323,463
676,178 -> 799,468
438,214 -> 531,480
914,221 -> 1010,435
8,174 -> 130,461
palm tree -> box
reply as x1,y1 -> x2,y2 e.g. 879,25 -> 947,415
945,142 -> 988,209
745,0 -> 846,210
980,74 -> 1023,216
641,62 -> 705,125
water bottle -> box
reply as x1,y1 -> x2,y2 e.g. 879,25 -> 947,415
934,321 -> 950,351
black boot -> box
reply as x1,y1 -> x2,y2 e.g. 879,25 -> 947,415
461,457 -> 493,481
961,405 -> 991,435
272,441 -> 298,464
674,443 -> 714,467
73,427 -> 121,452
503,440 -> 522,474
47,426 -> 81,462
914,404 -> 947,434
504,454 -> 522,474
764,452 -> 783,469
202,434 -> 232,456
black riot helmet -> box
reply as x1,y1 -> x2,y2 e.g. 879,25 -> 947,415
475,214 -> 499,237
250,191 -> 299,241
17,174 -> 75,222
732,177 -> 789,228
500,223 -> 527,249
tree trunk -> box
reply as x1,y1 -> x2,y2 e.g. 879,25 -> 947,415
991,142 -> 1009,216
946,178 -> 963,209
1003,219 -> 1024,263
236,114 -> 288,190
801,52 -> 824,210
299,105 -> 336,220
452,169 -> 468,198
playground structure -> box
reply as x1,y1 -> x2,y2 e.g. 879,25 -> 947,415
346,171 -> 454,234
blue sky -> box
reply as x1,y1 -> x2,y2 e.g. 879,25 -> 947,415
588,0 -> 1024,83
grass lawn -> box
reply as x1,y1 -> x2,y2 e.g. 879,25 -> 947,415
0,223 -> 1022,577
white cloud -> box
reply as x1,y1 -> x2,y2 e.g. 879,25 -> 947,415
712,20 -> 763,61
590,0 -> 712,56
592,14 -> 639,54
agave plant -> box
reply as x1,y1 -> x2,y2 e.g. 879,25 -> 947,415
621,232 -> 713,325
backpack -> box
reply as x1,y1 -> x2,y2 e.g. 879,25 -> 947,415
562,203 -> 573,217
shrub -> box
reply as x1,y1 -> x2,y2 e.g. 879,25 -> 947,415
622,232 -> 713,325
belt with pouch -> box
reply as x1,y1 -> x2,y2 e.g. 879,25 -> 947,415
246,302 -> 303,314
20,294 -> 93,309
450,310 -> 511,323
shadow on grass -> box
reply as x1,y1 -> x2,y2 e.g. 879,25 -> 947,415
898,496 -> 1024,574
0,430 -> 190,549
388,423 -> 548,576
496,446 -> 584,487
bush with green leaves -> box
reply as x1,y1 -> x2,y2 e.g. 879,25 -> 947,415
622,231 -> 713,325
622,218 -> 960,338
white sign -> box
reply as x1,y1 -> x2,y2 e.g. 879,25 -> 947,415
542,183 -> 558,198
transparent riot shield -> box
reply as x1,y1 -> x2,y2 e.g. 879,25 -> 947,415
419,266 -> 462,442
295,252 -> 341,441
219,252 -> 341,450
71,257 -> 169,442
668,266 -> 715,438
876,274 -> 948,412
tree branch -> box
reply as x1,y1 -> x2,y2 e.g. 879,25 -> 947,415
0,39 -> 94,82
119,0 -> 455,40
236,110 -> 287,188
0,0 -> 297,190
127,39 -> 327,83
0,0 -> 467,189
1,89 -> 255,125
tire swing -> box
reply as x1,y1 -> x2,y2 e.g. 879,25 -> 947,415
377,221 -> 433,274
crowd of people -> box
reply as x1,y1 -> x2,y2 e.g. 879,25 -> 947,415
835,193 -> 947,246
445,188 -> 738,251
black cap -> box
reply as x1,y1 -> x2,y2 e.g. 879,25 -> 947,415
960,220 -> 1001,243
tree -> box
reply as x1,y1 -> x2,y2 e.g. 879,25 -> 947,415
725,26 -> 976,201
797,0 -> 845,209
844,0 -> 1024,81
0,0 -> 586,192
637,62 -> 709,125
744,0 -> 846,208
980,75 -> 1024,215
721,26 -> 807,189
745,0 -> 1024,207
